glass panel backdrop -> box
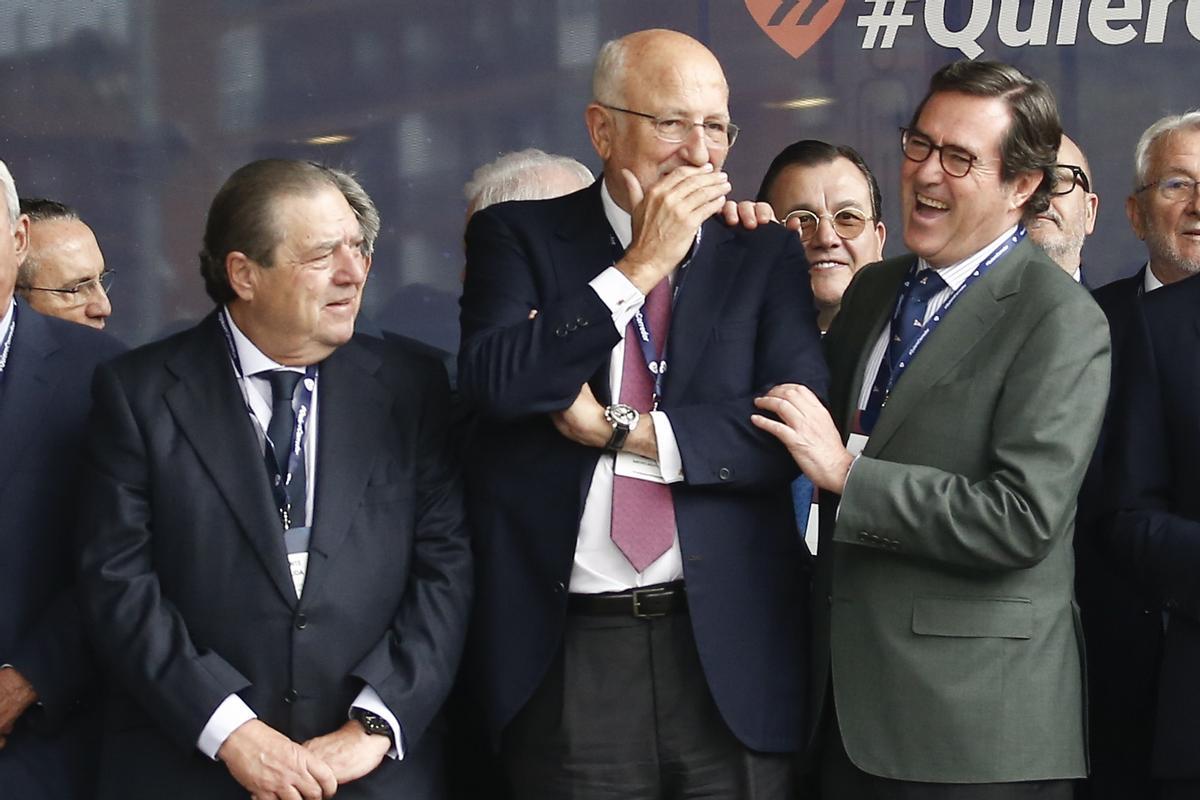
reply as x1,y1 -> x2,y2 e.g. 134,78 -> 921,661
1,0 -> 1195,348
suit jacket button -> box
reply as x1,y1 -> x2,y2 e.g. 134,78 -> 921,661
565,321 -> 578,332
295,613 -> 308,630
718,467 -> 732,481
554,581 -> 566,593
284,689 -> 298,704
555,326 -> 567,337
577,316 -> 589,327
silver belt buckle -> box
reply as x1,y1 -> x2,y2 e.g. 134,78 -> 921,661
631,587 -> 669,619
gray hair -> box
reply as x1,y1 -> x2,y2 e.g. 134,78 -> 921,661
0,161 -> 19,228
1133,110 -> 1200,189
464,149 -> 593,214
326,167 -> 380,256
592,37 -> 629,107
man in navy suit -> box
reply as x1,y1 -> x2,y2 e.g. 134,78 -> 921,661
78,159 -> 471,800
458,28 -> 827,799
0,161 -> 123,798
1103,270 -> 1200,799
1077,111 -> 1200,800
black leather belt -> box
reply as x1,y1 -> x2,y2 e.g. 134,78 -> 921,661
567,582 -> 687,618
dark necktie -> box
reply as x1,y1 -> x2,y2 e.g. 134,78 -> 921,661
860,269 -> 947,434
610,279 -> 676,572
266,370 -> 302,476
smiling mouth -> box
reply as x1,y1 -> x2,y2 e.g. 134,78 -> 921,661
810,260 -> 849,271
915,193 -> 949,211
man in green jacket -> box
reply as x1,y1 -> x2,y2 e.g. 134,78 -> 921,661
753,60 -> 1109,799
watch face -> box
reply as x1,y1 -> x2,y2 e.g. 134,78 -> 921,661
607,404 -> 638,427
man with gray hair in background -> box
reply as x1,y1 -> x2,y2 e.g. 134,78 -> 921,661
464,148 -> 593,218
1076,109 -> 1200,800
1027,134 -> 1098,283
0,161 -> 123,799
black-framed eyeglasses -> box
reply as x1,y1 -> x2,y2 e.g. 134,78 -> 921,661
19,270 -> 114,306
600,104 -> 739,148
1135,175 -> 1200,202
782,208 -> 872,243
900,127 -> 980,178
1050,164 -> 1091,196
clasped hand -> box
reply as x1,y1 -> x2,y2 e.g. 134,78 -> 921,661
220,718 -> 390,799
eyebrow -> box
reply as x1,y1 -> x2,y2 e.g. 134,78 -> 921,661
910,126 -> 981,158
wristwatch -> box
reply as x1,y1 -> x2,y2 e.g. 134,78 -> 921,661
350,707 -> 394,739
604,403 -> 640,452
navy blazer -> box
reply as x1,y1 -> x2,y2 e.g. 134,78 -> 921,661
77,313 -> 472,800
1103,272 -> 1200,779
458,180 -> 828,752
0,305 -> 123,799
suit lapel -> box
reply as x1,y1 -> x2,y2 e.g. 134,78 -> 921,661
865,243 -> 1028,456
164,313 -> 298,607
301,339 -> 390,604
830,259 -> 910,432
663,218 -> 736,404
0,307 -> 63,490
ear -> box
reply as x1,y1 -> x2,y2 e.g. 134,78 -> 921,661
585,103 -> 614,162
11,214 -> 29,266
874,220 -> 887,258
1083,192 -> 1099,236
226,251 -> 257,302
362,253 -> 373,280
1125,194 -> 1145,240
1008,169 -> 1043,211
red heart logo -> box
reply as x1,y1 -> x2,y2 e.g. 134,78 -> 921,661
745,0 -> 845,59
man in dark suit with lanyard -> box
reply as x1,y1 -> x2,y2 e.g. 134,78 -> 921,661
459,27 -> 827,800
1083,112 -> 1200,799
0,160 -> 123,798
78,159 -> 471,800
754,61 -> 1109,798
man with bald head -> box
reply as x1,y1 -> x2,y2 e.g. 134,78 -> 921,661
1027,135 -> 1098,282
459,27 -> 826,799
16,199 -> 112,330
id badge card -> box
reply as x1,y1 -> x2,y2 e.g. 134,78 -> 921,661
284,526 -> 311,598
614,450 -> 667,484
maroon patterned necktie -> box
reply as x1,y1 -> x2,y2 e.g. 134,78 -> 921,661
610,278 -> 676,572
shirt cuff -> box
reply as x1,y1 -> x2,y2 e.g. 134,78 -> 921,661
649,410 -> 684,483
834,453 -> 864,522
351,685 -> 405,760
198,694 -> 257,760
590,266 -> 645,334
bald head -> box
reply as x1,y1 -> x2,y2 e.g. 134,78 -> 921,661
19,216 -> 111,329
593,29 -> 728,108
587,29 -> 732,213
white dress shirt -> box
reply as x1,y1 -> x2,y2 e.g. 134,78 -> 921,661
0,298 -> 14,376
567,180 -> 688,594
1144,262 -> 1165,293
198,309 -> 403,760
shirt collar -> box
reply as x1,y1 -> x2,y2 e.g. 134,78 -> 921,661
600,179 -> 633,249
917,225 -> 1019,292
222,307 -> 302,377
0,296 -> 14,345
1071,266 -> 1082,283
1144,261 -> 1165,293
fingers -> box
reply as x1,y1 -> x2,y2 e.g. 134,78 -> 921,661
750,412 -> 798,446
723,200 -> 777,229
621,169 -> 644,211
307,756 -> 339,797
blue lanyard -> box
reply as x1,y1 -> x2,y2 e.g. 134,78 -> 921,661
218,309 -> 317,531
0,301 -> 16,381
880,226 -> 1026,398
610,228 -> 701,407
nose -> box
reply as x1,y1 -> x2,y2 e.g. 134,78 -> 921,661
333,244 -> 368,284
86,288 -> 112,322
811,215 -> 841,249
679,124 -> 712,167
